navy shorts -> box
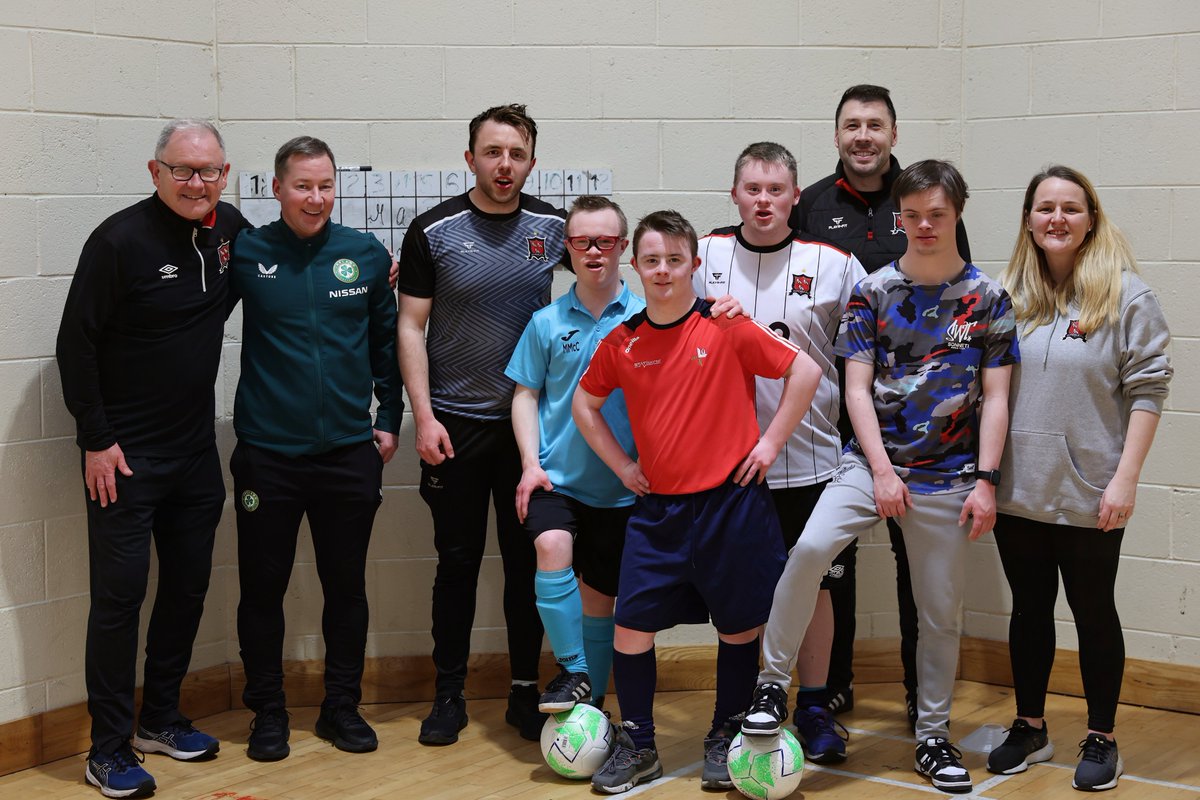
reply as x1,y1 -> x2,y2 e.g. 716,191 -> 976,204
524,489 -> 630,598
771,482 -> 851,590
615,478 -> 786,635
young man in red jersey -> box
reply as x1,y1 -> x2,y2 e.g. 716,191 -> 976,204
573,210 -> 822,794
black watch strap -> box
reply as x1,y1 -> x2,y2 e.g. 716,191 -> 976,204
974,468 -> 1001,486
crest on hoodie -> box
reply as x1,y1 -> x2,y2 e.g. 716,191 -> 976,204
1063,320 -> 1087,342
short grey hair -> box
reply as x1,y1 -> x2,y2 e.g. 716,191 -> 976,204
155,119 -> 226,160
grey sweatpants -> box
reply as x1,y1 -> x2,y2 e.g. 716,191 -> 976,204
758,458 -> 973,741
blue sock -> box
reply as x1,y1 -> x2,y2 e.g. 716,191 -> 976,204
612,647 -> 657,750
796,685 -> 826,710
582,614 -> 614,703
535,568 -> 588,674
713,638 -> 760,734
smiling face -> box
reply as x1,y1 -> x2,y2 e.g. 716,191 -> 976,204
732,159 -> 800,247
566,208 -> 627,295
273,153 -> 335,239
465,120 -> 535,214
1027,176 -> 1093,268
631,230 -> 699,309
898,186 -> 959,259
149,128 -> 229,221
835,99 -> 897,191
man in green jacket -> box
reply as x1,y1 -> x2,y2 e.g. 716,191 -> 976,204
228,136 -> 403,762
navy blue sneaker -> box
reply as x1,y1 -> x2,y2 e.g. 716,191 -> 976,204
793,705 -> 849,763
85,744 -> 156,798
133,719 -> 219,761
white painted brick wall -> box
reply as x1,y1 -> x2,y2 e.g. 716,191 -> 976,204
0,1 -> 1196,729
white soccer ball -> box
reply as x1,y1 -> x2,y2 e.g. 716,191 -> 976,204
540,703 -> 613,779
727,730 -> 805,799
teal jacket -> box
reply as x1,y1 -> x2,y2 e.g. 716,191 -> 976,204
231,219 -> 403,456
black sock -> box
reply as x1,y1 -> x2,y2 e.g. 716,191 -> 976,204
712,637 -> 760,735
613,647 -> 657,749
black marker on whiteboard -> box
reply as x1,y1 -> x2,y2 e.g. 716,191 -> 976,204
339,165 -> 373,171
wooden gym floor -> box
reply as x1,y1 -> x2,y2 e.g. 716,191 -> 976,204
3,681 -> 1198,799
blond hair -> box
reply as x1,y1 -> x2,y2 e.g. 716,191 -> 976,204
1000,165 -> 1135,334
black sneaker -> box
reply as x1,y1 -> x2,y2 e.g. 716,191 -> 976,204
700,714 -> 741,790
315,703 -> 378,753
1073,733 -> 1122,791
742,682 -> 788,736
247,708 -> 290,762
824,686 -> 855,715
915,737 -> 972,793
506,684 -> 547,741
84,744 -> 156,798
591,722 -> 662,794
986,719 -> 1053,775
418,693 -> 468,746
539,668 -> 592,713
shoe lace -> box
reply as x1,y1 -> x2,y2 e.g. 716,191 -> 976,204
811,708 -> 850,742
926,738 -> 964,767
1078,735 -> 1113,764
545,669 -> 573,693
605,742 -> 644,771
251,708 -> 289,734
703,735 -> 729,766
87,743 -> 144,771
334,704 -> 366,726
749,683 -> 786,716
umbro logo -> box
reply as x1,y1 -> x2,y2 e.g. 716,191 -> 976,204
159,264 -> 179,280
258,263 -> 278,279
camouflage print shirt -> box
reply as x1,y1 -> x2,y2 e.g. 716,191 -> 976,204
836,262 -> 1020,494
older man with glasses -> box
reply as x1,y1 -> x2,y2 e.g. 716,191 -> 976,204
57,118 -> 249,799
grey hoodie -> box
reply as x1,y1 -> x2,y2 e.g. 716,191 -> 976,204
996,271 -> 1172,527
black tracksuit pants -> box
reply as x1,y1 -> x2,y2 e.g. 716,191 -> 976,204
232,440 -> 382,712
84,445 -> 223,754
419,411 -> 544,695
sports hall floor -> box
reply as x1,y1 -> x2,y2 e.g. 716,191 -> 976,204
4,681 -> 1198,799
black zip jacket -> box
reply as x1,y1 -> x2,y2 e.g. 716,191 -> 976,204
56,194 -> 250,456
789,156 -> 971,273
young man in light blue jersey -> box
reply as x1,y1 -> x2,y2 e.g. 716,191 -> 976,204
506,197 -> 742,716
505,196 -> 639,713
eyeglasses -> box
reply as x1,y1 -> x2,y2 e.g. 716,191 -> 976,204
156,160 -> 226,183
566,235 -> 623,252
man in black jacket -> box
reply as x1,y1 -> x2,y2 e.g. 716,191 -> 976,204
57,119 -> 248,799
788,85 -> 971,732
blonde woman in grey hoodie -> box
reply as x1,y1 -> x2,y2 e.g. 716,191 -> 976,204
985,165 -> 1172,792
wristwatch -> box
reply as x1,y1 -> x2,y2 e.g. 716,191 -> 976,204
974,468 -> 1002,486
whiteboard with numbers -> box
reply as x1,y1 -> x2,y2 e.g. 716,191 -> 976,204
238,168 -> 614,252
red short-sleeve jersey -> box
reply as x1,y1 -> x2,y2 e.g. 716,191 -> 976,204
579,300 -> 799,494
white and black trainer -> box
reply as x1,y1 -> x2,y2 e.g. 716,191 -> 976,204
742,682 -> 788,736
915,736 -> 972,794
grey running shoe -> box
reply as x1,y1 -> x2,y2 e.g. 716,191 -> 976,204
1073,734 -> 1122,791
591,722 -> 662,794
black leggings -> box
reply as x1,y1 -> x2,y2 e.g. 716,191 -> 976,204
993,513 -> 1125,733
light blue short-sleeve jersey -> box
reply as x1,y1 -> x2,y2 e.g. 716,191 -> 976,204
505,282 -> 644,508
